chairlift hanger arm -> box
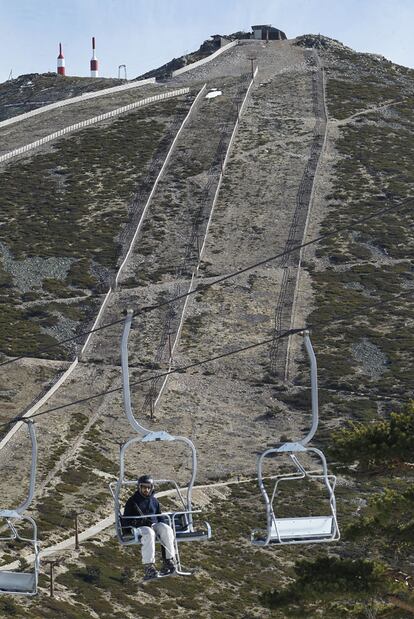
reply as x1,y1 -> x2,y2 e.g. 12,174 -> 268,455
20,421 -> 37,515
0,421 -> 37,517
0,426 -> 39,596
300,331 -> 319,446
265,329 -> 319,447
121,309 -> 150,435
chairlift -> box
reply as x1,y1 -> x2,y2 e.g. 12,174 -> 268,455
251,331 -> 340,546
110,311 -> 211,571
0,420 -> 40,595
110,431 -> 211,545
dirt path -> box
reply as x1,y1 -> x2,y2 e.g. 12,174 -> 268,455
3,477 -> 255,570
334,99 -> 402,125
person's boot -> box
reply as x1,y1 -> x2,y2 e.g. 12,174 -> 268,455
160,557 -> 176,576
143,563 -> 159,581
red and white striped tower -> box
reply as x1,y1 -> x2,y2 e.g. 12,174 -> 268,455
57,43 -> 65,76
90,37 -> 98,77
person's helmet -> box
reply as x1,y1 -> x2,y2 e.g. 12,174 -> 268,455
137,475 -> 154,490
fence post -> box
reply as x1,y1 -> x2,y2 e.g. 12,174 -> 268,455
44,559 -> 60,598
74,512 -> 80,550
168,331 -> 173,361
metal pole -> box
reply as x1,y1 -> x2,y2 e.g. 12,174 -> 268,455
121,310 -> 150,434
50,562 -> 54,598
74,513 -> 79,550
168,331 -> 173,360
44,560 -> 59,597
247,56 -> 257,79
118,64 -> 127,80
300,331 -> 319,446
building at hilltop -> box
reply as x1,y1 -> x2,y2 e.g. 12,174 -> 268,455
251,25 -> 287,40
203,26 -> 287,52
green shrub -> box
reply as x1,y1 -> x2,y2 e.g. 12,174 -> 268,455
330,401 -> 414,469
0,597 -> 19,615
82,565 -> 102,585
346,484 -> 414,553
263,557 -> 390,608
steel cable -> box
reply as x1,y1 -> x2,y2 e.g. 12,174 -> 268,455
0,197 -> 412,369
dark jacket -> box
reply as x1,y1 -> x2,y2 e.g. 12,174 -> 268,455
122,489 -> 165,531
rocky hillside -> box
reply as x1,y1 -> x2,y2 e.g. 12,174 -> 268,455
0,73 -> 129,122
0,33 -> 413,618
137,31 -> 250,80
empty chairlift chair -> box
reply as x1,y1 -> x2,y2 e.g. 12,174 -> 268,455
251,331 -> 340,546
0,420 -> 40,595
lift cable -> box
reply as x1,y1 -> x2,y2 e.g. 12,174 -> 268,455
0,197 -> 412,369
4,328 -> 301,427
3,285 -> 413,431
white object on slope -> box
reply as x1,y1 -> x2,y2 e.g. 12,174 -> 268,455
205,89 -> 222,99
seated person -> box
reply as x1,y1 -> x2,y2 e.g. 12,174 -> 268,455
123,474 -> 176,580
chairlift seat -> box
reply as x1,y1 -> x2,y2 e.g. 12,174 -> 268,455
0,571 -> 36,595
118,511 -> 211,544
0,421 -> 39,596
175,530 -> 211,542
173,513 -> 211,541
120,526 -> 210,544
269,515 -> 335,542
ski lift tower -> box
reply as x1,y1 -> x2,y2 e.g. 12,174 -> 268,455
118,64 -> 127,81
247,55 -> 257,79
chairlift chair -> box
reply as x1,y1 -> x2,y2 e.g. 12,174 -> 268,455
110,310 -> 211,571
251,331 -> 340,546
110,430 -> 211,548
0,420 -> 40,595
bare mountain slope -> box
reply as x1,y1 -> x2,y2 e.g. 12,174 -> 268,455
0,34 -> 414,617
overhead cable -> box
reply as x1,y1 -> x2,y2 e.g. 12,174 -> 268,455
5,328 -> 302,427
0,197 -> 412,369
4,285 -> 414,430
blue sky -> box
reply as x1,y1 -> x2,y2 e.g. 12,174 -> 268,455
1,0 -> 413,83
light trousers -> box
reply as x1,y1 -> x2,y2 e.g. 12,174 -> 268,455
140,522 -> 175,564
